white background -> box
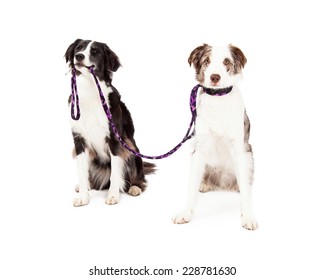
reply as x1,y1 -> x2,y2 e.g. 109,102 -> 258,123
1,0 -> 325,279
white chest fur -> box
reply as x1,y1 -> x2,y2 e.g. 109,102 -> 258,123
195,86 -> 245,140
71,74 -> 112,158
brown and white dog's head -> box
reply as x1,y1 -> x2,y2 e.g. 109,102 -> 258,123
188,44 -> 247,88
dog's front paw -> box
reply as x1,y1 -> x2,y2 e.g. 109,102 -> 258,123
105,194 -> 120,205
73,193 -> 89,207
241,214 -> 258,230
172,210 -> 193,224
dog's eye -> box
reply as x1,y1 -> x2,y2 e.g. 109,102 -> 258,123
91,48 -> 99,55
223,58 -> 231,65
203,58 -> 210,67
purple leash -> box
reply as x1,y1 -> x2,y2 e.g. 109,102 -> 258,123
70,66 -> 201,159
70,68 -> 80,120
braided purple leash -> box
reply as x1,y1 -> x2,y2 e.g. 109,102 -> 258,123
70,68 -> 80,120
70,66 -> 232,159
90,66 -> 200,159
70,66 -> 200,159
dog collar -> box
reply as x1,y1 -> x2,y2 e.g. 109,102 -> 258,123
202,86 -> 233,96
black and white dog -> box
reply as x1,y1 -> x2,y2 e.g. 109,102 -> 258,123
173,44 -> 258,230
65,39 -> 155,206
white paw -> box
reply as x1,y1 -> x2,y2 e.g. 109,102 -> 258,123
172,210 -> 193,224
105,194 -> 120,205
199,183 -> 212,193
128,186 -> 142,196
241,214 -> 258,230
73,193 -> 89,207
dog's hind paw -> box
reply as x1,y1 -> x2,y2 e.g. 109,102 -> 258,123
73,193 -> 89,207
199,183 -> 212,193
172,210 -> 193,224
128,186 -> 142,196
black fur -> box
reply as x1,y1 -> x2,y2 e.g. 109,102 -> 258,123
72,132 -> 86,155
65,39 -> 155,194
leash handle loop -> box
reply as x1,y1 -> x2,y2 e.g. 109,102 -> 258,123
70,68 -> 80,120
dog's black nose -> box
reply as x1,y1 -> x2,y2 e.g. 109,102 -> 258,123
75,53 -> 85,61
210,74 -> 221,84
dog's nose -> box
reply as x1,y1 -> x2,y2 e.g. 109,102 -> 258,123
75,53 -> 85,62
210,74 -> 221,84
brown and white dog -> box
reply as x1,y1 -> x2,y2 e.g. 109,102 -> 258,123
173,44 -> 258,230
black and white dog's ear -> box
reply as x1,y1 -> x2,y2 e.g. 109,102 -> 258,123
103,45 -> 121,72
64,39 -> 82,64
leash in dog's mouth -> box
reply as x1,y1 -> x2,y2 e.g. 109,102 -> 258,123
85,65 -> 95,70
74,63 -> 95,70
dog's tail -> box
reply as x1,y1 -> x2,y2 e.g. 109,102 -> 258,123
143,161 -> 156,175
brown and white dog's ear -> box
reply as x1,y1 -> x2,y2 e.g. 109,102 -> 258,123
64,39 -> 82,66
229,44 -> 247,72
188,43 -> 211,72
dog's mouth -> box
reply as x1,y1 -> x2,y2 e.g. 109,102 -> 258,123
205,82 -> 224,89
206,80 -> 229,89
85,65 -> 95,70
75,62 -> 95,70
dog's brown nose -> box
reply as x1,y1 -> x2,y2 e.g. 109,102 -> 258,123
210,74 -> 221,84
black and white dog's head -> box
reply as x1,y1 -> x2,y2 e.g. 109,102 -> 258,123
65,39 -> 121,84
188,44 -> 247,88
